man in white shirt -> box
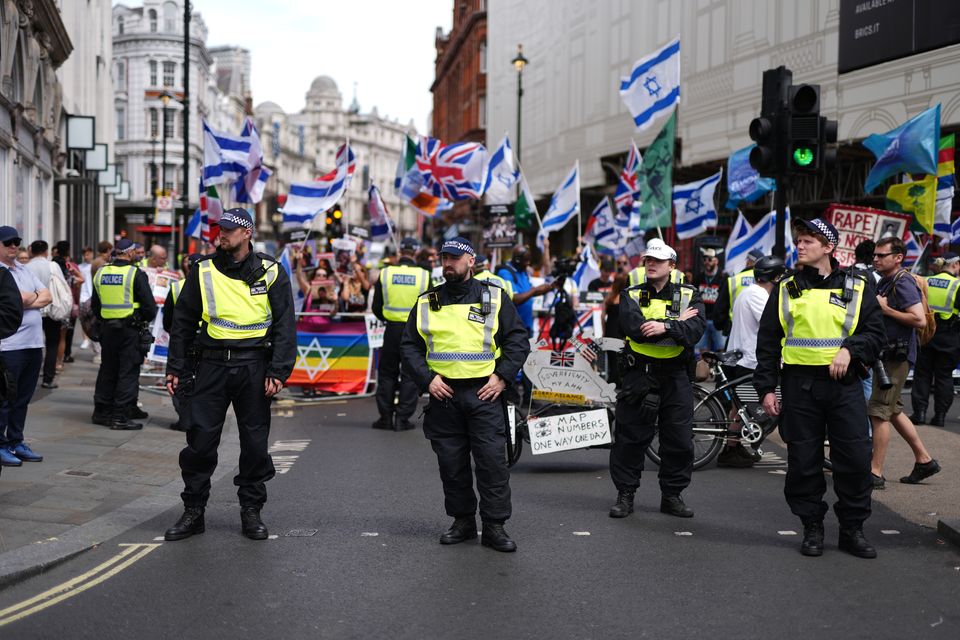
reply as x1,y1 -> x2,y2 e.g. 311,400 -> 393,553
718,255 -> 786,468
27,240 -> 67,389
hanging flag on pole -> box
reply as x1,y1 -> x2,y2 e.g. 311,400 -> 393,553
886,174 -> 937,234
202,119 -> 253,186
415,137 -> 488,201
726,144 -> 775,208
863,104 -> 941,193
234,117 -> 271,204
584,198 -> 619,255
536,162 -> 580,250
572,243 -> 601,291
637,110 -> 677,231
514,165 -> 539,231
725,208 -> 795,275
619,36 -> 681,132
282,142 -> 353,229
673,169 -> 722,240
484,134 -> 518,205
368,184 -> 396,244
934,133 -> 956,238
395,134 -> 451,217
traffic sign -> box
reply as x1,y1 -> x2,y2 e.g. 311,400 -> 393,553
157,196 -> 174,212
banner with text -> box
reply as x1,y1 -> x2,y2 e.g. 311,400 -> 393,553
825,203 -> 913,267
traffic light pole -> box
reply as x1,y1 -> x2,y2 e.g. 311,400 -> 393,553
774,175 -> 788,258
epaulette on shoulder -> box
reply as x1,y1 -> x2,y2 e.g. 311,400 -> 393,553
418,283 -> 443,298
195,254 -> 215,263
624,284 -> 646,292
256,251 -> 279,265
477,278 -> 502,289
678,283 -> 697,292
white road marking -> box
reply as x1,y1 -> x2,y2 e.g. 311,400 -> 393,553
572,532 -> 591,536
268,535 -> 279,540
768,470 -> 787,475
361,532 -> 379,537
268,439 -> 312,474
880,530 -> 900,535
152,536 -> 164,541
674,531 -> 693,536
778,531 -> 798,536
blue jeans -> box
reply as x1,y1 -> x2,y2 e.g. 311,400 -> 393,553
0,348 -> 43,448
695,319 -> 726,354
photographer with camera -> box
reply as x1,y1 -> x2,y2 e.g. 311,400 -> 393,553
496,244 -> 559,337
91,238 -> 158,430
869,237 -> 940,489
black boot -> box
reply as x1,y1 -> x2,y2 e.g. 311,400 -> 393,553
608,490 -> 635,518
660,494 -> 694,518
439,517 -> 477,545
371,417 -> 393,430
839,527 -> 877,559
908,410 -> 926,425
800,520 -> 825,557
929,413 -> 946,427
480,522 -> 517,552
164,507 -> 205,541
110,416 -> 143,430
130,406 -> 149,420
91,413 -> 112,426
395,419 -> 416,431
240,506 -> 269,540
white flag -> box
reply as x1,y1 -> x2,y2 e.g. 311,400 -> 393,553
619,37 -> 681,132
484,135 -> 518,205
537,162 -> 580,250
673,169 -> 722,240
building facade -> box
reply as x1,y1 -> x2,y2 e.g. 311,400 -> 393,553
253,76 -> 420,240
430,0 -> 487,237
0,0 -> 71,243
486,0 -> 960,251
112,0 -> 245,247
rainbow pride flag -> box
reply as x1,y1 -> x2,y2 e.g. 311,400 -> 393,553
287,321 -> 372,394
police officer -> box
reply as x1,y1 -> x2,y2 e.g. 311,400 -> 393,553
91,239 -> 158,430
162,253 -> 203,432
609,240 -> 705,519
715,248 -> 763,328
371,237 -> 430,431
163,209 -> 296,541
473,253 -> 513,297
910,252 -> 960,427
401,237 -> 529,552
755,218 -> 885,558
626,238 -> 685,287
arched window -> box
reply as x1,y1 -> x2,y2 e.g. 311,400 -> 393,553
11,40 -> 24,104
148,9 -> 158,33
163,2 -> 177,32
479,40 -> 486,74
118,16 -> 125,35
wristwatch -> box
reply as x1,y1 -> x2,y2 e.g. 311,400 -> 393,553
662,320 -> 674,333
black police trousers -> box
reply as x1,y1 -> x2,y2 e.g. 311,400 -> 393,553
423,379 -> 511,523
93,324 -> 141,419
779,370 -> 872,527
375,322 -> 419,423
610,367 -> 694,495
179,358 -> 275,509
911,342 -> 959,416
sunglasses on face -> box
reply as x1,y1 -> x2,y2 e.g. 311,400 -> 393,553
872,252 -> 899,259
2,239 -> 21,247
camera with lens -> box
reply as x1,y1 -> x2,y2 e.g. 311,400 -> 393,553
880,338 -> 909,362
551,256 -> 579,280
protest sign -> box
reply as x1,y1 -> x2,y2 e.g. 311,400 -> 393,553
825,204 -> 912,267
527,409 -> 612,455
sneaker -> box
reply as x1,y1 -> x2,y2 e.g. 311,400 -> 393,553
12,443 -> 42,462
0,448 -> 22,467
80,339 -> 90,350
900,459 -> 941,484
871,473 -> 886,490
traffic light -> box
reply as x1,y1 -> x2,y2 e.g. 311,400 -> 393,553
325,206 -> 344,238
749,67 -> 792,178
787,84 -> 821,173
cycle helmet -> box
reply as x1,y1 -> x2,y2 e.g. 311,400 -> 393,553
754,255 -> 787,283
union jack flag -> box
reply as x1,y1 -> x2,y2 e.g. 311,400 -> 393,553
415,137 -> 488,201
550,351 -> 576,367
614,140 -> 642,219
318,143 -> 356,182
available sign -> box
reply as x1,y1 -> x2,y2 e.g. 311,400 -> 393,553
824,204 -> 912,268
527,409 -> 611,455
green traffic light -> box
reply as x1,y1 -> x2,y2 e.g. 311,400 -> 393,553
793,146 -> 815,167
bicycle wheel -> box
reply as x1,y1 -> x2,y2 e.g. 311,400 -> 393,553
505,405 -> 525,468
645,384 -> 727,470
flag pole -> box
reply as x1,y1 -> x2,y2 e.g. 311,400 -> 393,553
575,159 -> 582,245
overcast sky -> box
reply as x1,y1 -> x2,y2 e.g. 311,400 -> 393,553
164,1 -> 451,132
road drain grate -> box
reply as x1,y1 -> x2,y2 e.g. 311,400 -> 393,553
284,529 -> 319,537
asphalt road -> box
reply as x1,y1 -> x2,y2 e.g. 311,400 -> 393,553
1,396 -> 957,639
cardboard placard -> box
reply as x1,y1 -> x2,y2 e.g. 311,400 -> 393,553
365,314 -> 386,349
527,409 -> 611,455
825,204 -> 912,267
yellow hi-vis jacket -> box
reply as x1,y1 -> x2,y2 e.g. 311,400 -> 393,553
777,274 -> 865,365
925,273 -> 959,320
197,259 -> 280,340
625,285 -> 694,359
474,269 -> 514,298
94,264 -> 140,319
728,269 -> 754,318
415,287 -> 502,379
379,264 -> 430,322
170,279 -> 183,305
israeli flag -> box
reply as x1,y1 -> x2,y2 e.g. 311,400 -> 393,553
484,134 -> 518,205
673,169 -> 721,240
202,120 -> 252,186
950,218 -> 960,245
619,37 -> 681,132
572,243 -> 601,291
282,144 -> 353,229
585,197 -> 619,255
537,162 -> 580,249
724,207 -> 795,275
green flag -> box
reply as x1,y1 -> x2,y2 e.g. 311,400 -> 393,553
637,110 -> 676,230
514,169 -> 538,230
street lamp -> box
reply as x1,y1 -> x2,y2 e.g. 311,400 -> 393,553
160,90 -> 172,199
150,136 -> 158,213
511,44 -> 529,163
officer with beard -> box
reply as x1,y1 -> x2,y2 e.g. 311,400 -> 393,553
401,237 -> 530,552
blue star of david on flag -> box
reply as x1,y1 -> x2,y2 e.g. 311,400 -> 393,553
619,37 -> 681,132
673,169 -> 722,241
643,75 -> 662,98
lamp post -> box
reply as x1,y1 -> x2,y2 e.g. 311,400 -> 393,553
160,89 -> 173,261
150,136 -> 158,214
511,44 -> 529,163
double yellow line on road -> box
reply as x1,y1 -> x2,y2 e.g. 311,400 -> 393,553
0,543 -> 160,627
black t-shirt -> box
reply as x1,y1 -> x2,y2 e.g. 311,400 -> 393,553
588,277 -> 612,293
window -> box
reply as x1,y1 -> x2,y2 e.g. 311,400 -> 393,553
163,109 -> 174,139
479,41 -> 486,74
115,61 -> 125,91
164,2 -> 177,32
116,107 -> 126,140
163,61 -> 176,87
479,95 -> 486,128
147,162 -> 158,197
148,9 -> 157,32
149,60 -> 157,86
118,16 -> 124,35
149,108 -> 158,137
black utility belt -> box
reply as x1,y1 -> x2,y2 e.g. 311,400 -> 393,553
200,349 -> 270,362
441,376 -> 490,387
101,318 -> 139,329
619,351 -> 685,373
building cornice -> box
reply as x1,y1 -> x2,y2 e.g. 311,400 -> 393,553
31,0 -> 73,68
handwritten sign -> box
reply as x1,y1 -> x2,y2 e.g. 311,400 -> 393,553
531,389 -> 587,404
825,204 -> 911,267
523,345 -> 618,404
528,409 -> 611,455
365,314 -> 386,349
